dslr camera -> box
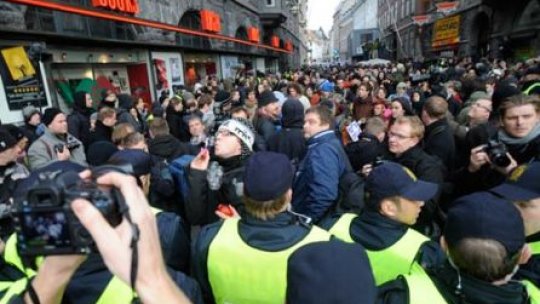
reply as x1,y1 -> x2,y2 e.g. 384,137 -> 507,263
11,170 -> 124,256
482,140 -> 511,168
54,141 -> 81,154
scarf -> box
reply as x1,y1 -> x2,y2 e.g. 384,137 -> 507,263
498,123 -> 540,145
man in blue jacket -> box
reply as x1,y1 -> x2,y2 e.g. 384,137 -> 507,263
292,105 -> 350,222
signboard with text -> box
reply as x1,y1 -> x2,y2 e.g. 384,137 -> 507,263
0,46 -> 46,111
432,15 -> 460,48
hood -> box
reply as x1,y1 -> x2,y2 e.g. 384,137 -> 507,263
148,135 -> 180,158
281,98 -> 304,128
117,94 -> 133,110
73,91 -> 92,115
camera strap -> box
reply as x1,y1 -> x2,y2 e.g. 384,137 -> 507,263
26,279 -> 41,304
120,207 -> 141,304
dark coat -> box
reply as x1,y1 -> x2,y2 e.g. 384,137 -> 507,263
292,130 -> 350,222
67,91 -> 93,148
166,107 -> 190,142
423,118 -> 456,171
352,96 -> 374,121
387,145 -> 445,237
88,120 -> 113,147
267,99 -> 306,163
186,156 -> 247,225
254,115 -> 278,144
148,134 -> 195,162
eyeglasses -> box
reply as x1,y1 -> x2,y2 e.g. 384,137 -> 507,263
388,131 -> 414,140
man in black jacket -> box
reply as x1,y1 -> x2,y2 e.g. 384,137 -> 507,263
87,107 -> 116,146
148,118 -> 194,162
383,116 -> 445,238
67,91 -> 93,148
253,90 -> 280,146
421,96 -> 456,171
187,118 -> 255,225
267,98 -> 305,164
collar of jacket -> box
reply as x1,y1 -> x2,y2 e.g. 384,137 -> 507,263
392,144 -> 423,160
307,130 -> 335,146
353,211 -> 408,250
241,211 -> 297,228
425,118 -> 449,133
427,261 -> 526,304
43,128 -> 67,142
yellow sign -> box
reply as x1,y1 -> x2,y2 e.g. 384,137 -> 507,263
432,15 -> 460,47
1,46 -> 36,81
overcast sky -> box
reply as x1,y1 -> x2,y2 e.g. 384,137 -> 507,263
307,0 -> 341,35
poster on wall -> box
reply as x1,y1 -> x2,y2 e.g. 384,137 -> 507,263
0,46 -> 46,111
170,58 -> 182,83
220,55 -> 239,81
153,59 -> 169,90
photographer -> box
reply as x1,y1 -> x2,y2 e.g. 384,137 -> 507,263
28,108 -> 87,170
460,94 -> 540,193
2,165 -> 194,304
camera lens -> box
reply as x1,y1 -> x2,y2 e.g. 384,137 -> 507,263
492,153 -> 511,167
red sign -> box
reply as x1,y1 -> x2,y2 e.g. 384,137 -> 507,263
270,35 -> 280,48
247,27 -> 260,43
92,0 -> 139,14
200,10 -> 221,33
436,1 -> 459,13
412,15 -> 430,25
285,40 -> 293,52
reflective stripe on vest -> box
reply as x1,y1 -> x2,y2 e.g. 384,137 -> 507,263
3,234 -> 43,276
96,276 -> 136,304
328,213 -> 356,243
328,213 -> 428,285
0,279 -> 29,304
529,241 -> 540,255
405,270 -> 447,304
207,218 -> 331,304
524,280 -> 540,304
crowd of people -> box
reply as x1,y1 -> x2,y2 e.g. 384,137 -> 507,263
0,54 -> 539,303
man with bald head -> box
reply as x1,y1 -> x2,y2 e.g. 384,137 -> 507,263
421,96 -> 455,171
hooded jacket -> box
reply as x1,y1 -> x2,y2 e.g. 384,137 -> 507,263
67,91 -> 93,147
166,106 -> 190,142
148,134 -> 195,162
117,94 -> 147,134
267,99 -> 306,163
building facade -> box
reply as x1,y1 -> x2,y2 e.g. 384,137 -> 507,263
305,28 -> 330,64
0,0 -> 304,124
377,0 -> 540,61
350,0 -> 380,61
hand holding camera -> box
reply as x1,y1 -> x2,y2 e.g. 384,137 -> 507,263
469,141 -> 517,174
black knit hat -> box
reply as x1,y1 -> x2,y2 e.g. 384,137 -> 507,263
0,127 -> 17,153
42,108 -> 64,126
258,90 -> 279,108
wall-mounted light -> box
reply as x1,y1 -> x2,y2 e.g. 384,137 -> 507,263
87,54 -> 94,62
61,52 -> 67,60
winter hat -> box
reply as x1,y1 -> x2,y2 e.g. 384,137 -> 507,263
87,141 -> 119,166
391,97 -> 414,116
258,90 -> 279,108
0,127 -> 17,153
445,192 -> 525,256
214,90 -> 231,104
287,241 -> 376,304
218,118 -> 255,151
3,124 -> 25,142
22,105 -> 40,123
244,151 -> 294,201
42,108 -> 63,126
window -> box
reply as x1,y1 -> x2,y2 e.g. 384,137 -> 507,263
266,0 -> 275,6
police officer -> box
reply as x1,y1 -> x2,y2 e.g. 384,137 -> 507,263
378,192 -> 535,303
490,161 -> 540,292
322,161 -> 443,285
193,152 -> 332,304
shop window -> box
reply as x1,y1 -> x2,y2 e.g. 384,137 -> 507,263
25,7 -> 56,32
178,10 -> 211,49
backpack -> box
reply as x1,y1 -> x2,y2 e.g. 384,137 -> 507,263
168,155 -> 196,206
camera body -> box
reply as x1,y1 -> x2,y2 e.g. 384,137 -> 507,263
53,141 -> 81,154
482,140 -> 511,168
11,171 -> 123,256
